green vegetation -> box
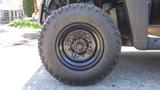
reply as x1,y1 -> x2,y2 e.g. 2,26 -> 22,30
8,19 -> 42,30
23,0 -> 34,17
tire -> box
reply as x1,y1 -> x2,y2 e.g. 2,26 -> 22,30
39,3 -> 121,85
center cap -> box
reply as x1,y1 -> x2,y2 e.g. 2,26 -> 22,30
77,43 -> 83,50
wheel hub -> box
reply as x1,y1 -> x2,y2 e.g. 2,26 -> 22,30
64,30 -> 96,62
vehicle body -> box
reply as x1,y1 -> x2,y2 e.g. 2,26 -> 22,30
38,0 -> 160,85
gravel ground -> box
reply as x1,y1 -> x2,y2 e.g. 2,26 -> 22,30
0,25 -> 160,90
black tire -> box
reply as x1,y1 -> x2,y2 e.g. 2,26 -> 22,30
39,3 -> 121,85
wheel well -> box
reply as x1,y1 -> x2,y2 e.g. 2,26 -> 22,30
116,4 -> 133,46
40,0 -> 123,21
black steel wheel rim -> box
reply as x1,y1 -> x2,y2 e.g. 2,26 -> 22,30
56,23 -> 104,70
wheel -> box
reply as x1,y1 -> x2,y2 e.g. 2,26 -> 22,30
39,3 -> 121,85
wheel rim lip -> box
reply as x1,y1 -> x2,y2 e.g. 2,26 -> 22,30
56,23 -> 104,70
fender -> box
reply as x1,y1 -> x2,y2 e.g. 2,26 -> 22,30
125,0 -> 148,49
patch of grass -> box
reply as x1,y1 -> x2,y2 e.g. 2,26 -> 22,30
8,19 -> 42,30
